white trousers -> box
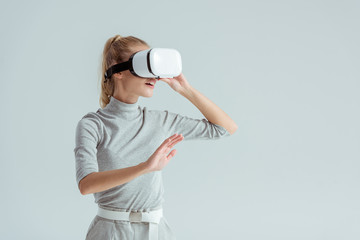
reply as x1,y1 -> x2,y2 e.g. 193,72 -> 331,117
85,207 -> 176,240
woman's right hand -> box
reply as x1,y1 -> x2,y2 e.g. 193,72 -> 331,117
144,133 -> 184,172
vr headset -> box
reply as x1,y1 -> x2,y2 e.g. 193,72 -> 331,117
104,48 -> 182,81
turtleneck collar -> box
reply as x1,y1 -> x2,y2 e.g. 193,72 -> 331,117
103,96 -> 140,119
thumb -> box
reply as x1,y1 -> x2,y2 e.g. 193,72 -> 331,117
167,149 -> 177,160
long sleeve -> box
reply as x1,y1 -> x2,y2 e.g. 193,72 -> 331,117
156,110 -> 231,140
73,115 -> 102,186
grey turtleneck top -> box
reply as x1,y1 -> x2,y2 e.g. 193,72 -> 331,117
74,96 -> 231,212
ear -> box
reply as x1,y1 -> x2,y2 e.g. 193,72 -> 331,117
113,72 -> 123,80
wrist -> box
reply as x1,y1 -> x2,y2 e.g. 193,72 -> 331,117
179,84 -> 194,99
137,161 -> 151,174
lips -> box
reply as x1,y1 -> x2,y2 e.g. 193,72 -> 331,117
145,80 -> 156,88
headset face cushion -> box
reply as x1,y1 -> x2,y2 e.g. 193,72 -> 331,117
131,48 -> 182,78
131,49 -> 153,78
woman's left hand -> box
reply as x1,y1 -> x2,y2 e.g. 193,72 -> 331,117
158,73 -> 191,94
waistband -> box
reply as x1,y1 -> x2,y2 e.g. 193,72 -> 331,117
97,206 -> 163,240
97,206 -> 163,223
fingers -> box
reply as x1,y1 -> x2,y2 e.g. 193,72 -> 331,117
158,78 -> 171,84
158,133 -> 178,149
169,133 -> 179,140
168,134 -> 183,149
166,134 -> 183,147
167,133 -> 183,143
159,133 -> 183,150
166,149 -> 177,160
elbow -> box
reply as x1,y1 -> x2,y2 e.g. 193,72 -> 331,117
79,181 -> 87,195
79,188 -> 87,196
79,178 -> 92,195
228,124 -> 238,135
78,172 -> 97,195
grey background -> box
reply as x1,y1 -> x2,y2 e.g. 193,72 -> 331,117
1,0 -> 359,239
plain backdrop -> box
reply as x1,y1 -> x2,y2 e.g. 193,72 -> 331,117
1,0 -> 359,239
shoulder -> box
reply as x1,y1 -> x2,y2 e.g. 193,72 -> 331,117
141,107 -> 195,129
79,111 -> 101,123
76,111 -> 103,132
142,106 -> 176,116
142,106 -> 180,121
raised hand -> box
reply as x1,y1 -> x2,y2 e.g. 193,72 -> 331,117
158,73 -> 192,95
144,133 -> 184,172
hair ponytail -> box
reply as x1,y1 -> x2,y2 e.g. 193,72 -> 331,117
98,34 -> 149,108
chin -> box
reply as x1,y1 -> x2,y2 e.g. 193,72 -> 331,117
141,92 -> 154,98
138,85 -> 155,97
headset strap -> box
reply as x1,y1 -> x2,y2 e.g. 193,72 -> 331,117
104,61 -> 131,80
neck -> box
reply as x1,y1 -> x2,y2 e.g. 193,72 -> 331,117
113,83 -> 139,104
112,94 -> 139,104
103,96 -> 140,117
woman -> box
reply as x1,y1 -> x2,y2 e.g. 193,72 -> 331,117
74,34 -> 238,240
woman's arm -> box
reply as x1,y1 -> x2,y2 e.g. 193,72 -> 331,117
79,133 -> 183,195
159,74 -> 238,135
180,84 -> 238,135
78,162 -> 148,195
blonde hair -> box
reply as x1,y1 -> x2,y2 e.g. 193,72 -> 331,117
98,34 -> 149,108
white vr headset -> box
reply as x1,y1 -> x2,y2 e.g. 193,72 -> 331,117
104,48 -> 182,81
